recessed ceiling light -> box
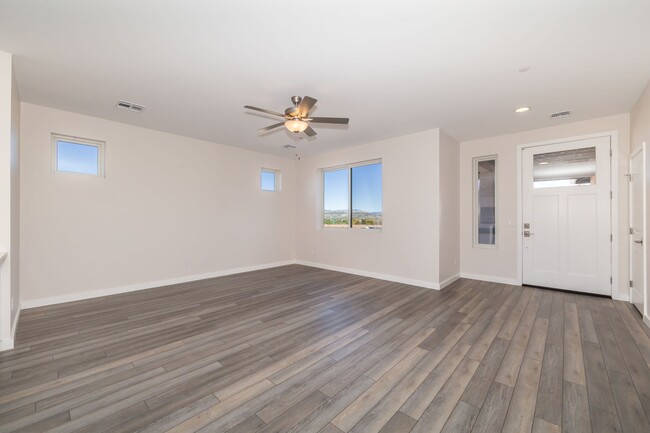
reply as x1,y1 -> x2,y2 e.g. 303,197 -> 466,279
515,106 -> 531,113
539,161 -> 549,165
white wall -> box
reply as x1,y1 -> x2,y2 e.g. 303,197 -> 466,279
631,81 -> 650,151
295,129 -> 443,288
20,103 -> 296,304
459,114 -> 630,298
0,51 -> 20,348
438,130 -> 460,285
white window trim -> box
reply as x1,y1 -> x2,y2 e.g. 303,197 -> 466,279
473,155 -> 498,249
260,168 -> 281,192
320,158 -> 383,230
52,133 -> 105,177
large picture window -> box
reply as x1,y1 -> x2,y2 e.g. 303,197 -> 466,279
473,156 -> 497,247
322,160 -> 382,229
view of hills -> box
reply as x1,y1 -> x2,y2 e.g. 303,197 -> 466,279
324,209 -> 383,228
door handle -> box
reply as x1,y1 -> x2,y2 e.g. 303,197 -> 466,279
634,239 -> 643,244
523,231 -> 535,237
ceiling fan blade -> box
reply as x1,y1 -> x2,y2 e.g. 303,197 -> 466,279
309,117 -> 349,125
297,96 -> 317,117
258,122 -> 285,132
304,125 -> 317,137
244,105 -> 286,118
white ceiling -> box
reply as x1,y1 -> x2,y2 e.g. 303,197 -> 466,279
1,1 -> 649,157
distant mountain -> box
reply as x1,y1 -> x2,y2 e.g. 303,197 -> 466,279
323,209 -> 382,226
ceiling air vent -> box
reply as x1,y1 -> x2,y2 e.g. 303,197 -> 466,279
283,144 -> 297,149
116,100 -> 146,113
550,110 -> 571,119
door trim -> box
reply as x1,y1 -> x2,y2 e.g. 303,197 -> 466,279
516,131 -> 622,300
629,142 -> 648,318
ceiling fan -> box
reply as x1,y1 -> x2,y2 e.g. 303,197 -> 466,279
244,96 -> 349,137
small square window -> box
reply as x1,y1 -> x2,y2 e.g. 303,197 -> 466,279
52,134 -> 105,176
261,168 -> 280,191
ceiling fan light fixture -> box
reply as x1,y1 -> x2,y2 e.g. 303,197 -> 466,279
285,119 -> 309,133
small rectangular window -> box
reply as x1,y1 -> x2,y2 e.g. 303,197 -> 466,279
261,168 -> 280,191
322,160 -> 382,229
52,134 -> 104,176
473,156 -> 497,247
533,147 -> 596,188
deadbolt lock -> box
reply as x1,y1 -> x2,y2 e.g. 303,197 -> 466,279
524,223 -> 530,229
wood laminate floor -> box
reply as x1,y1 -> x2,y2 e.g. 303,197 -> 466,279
1,265 -> 650,433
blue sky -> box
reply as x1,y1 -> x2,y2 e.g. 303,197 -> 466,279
261,171 -> 276,190
324,163 -> 382,212
57,141 -> 99,175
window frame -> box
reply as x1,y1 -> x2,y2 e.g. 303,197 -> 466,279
260,168 -> 281,192
52,133 -> 105,177
473,155 -> 498,249
320,159 -> 382,230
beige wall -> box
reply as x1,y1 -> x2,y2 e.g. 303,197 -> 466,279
631,81 -> 650,151
438,130 -> 460,284
459,114 -> 630,299
20,103 -> 296,304
295,129 -> 442,288
0,52 -> 20,346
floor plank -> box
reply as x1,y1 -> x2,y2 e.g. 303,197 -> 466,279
0,265 -> 648,432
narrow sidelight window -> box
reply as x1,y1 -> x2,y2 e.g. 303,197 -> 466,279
473,156 -> 497,247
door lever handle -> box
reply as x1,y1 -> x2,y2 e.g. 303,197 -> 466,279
634,239 -> 643,244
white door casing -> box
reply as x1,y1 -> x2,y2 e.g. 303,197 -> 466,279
522,136 -> 611,295
629,143 -> 646,315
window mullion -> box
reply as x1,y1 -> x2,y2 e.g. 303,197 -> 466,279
348,167 -> 352,228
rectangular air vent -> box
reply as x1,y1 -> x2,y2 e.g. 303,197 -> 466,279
116,100 -> 146,113
283,144 -> 297,149
550,110 -> 571,119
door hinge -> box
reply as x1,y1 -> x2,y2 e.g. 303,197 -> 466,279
610,276 -> 613,284
610,191 -> 613,199
611,234 -> 613,242
610,149 -> 613,156
630,227 -> 634,235
630,280 -> 633,288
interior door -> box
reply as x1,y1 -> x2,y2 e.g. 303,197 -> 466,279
522,136 -> 611,295
630,143 -> 646,314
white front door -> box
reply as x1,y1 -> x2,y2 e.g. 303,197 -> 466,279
630,143 -> 646,314
522,136 -> 611,295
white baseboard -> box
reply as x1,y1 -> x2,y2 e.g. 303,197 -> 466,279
644,315 -> 650,330
0,338 -> 13,351
439,273 -> 460,289
459,272 -> 521,286
295,260 -> 439,290
0,308 -> 21,352
612,293 -> 630,302
20,260 -> 297,309
11,307 -> 20,338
